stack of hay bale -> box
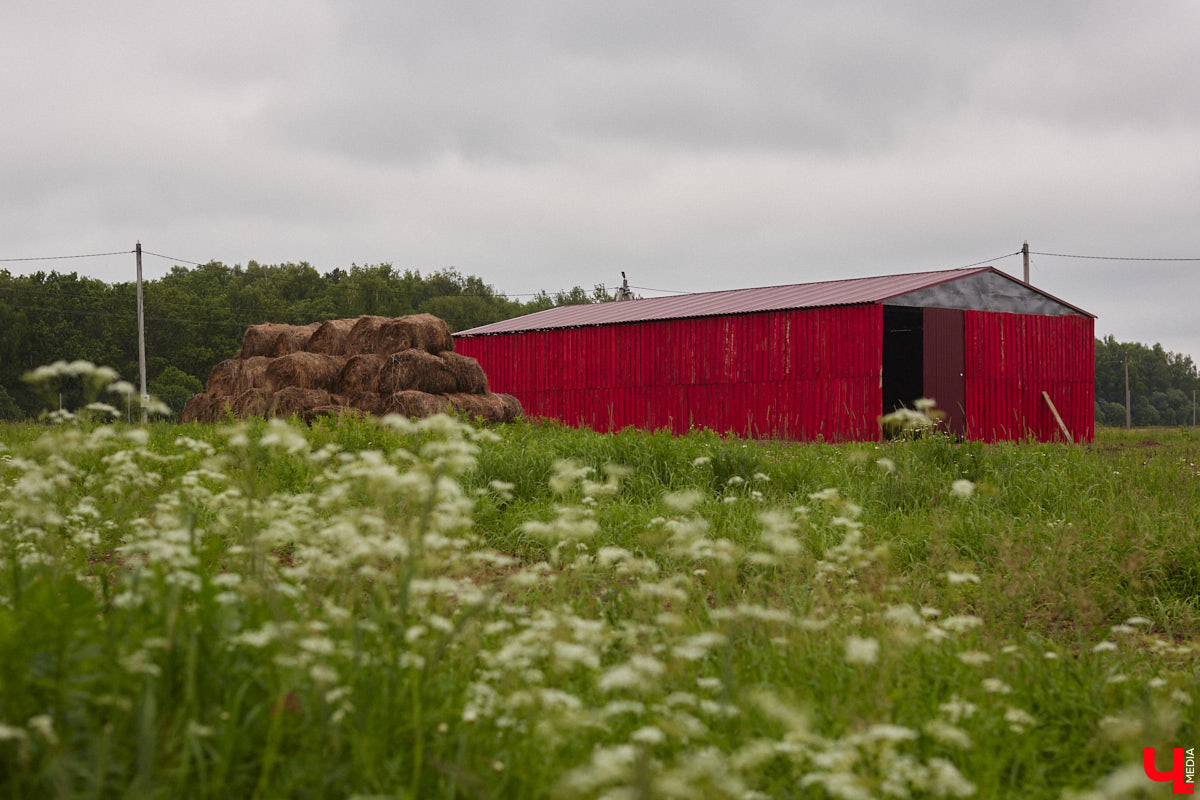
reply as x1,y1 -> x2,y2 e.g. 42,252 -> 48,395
180,313 -> 522,424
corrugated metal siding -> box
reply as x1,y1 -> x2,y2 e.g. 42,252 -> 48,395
455,305 -> 884,440
963,311 -> 1095,442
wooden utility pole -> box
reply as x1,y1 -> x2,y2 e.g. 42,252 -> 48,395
1124,354 -> 1131,430
136,242 -> 147,424
1022,241 -> 1030,284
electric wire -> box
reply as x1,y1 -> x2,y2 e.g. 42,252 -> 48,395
0,250 -> 133,263
1030,251 -> 1200,262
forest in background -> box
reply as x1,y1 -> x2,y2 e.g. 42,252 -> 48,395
1,262 -> 1196,424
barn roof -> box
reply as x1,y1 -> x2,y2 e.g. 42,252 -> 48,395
456,266 -> 1093,336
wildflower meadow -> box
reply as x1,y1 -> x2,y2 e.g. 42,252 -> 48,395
0,363 -> 1197,798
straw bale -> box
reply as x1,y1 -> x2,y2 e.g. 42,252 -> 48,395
446,392 -> 506,423
344,315 -> 391,355
345,390 -> 385,416
181,392 -> 219,423
230,388 -> 272,418
206,357 -> 271,395
205,359 -> 241,395
271,386 -> 333,418
339,354 -> 386,394
440,352 -> 488,394
496,393 -> 524,423
377,349 -> 457,395
265,352 -> 347,392
305,318 -> 357,355
268,322 -> 321,356
372,314 -> 454,355
383,390 -> 450,419
239,323 -> 304,358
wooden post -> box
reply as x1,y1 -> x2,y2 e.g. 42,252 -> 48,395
1124,354 -> 1131,430
136,242 -> 147,424
1041,391 -> 1073,444
1022,241 -> 1030,284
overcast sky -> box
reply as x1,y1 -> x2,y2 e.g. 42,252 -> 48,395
3,2 -> 1198,363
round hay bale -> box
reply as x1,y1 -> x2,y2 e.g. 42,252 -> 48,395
269,322 -> 321,356
440,352 -> 488,394
496,393 -> 524,423
383,390 -> 450,419
265,352 -> 347,393
271,386 -> 333,418
239,323 -> 302,358
181,392 -> 217,423
345,390 -> 385,416
206,357 -> 272,395
377,350 -> 457,395
446,392 -> 506,423
344,315 -> 391,355
339,353 -> 386,394
372,314 -> 454,355
230,388 -> 272,418
205,359 -> 241,395
305,318 -> 357,355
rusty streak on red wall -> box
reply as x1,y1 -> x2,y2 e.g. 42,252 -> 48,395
456,304 -> 884,440
963,310 -> 1095,443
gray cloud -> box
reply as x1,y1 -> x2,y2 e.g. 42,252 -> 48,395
2,1 -> 1198,361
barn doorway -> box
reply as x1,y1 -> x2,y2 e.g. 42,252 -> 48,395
882,306 -> 924,415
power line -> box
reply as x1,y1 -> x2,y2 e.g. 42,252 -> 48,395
945,250 -> 1022,270
0,249 -> 133,263
1030,250 -> 1200,262
141,250 -> 206,267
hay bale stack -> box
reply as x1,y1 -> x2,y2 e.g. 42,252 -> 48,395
183,312 -> 521,424
305,318 -> 357,355
339,353 -> 386,394
377,350 -> 457,395
265,353 -> 347,393
440,352 -> 489,394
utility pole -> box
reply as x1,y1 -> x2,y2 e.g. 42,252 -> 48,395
1124,353 -> 1131,430
1022,241 -> 1030,284
136,242 -> 147,424
615,272 -> 634,301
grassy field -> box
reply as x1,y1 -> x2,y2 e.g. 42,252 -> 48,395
0,411 -> 1197,798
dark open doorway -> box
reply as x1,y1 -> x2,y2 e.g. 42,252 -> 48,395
882,306 -> 924,414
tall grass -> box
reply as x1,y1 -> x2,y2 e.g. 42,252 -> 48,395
0,410 -> 1196,798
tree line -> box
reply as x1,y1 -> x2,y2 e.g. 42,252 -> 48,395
1094,335 -> 1199,427
2,262 -> 1197,426
0,261 -> 614,419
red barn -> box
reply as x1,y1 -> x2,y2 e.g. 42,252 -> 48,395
455,267 -> 1094,443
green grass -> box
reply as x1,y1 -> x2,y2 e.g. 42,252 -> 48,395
0,416 -> 1196,799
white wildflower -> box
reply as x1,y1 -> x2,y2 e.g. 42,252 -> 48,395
844,635 -> 879,665
950,479 -> 976,499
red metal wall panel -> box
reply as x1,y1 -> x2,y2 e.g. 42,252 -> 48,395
455,305 -> 885,441
963,311 -> 1094,442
